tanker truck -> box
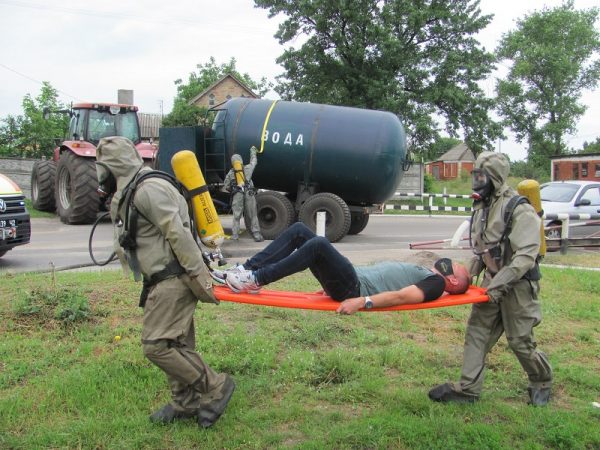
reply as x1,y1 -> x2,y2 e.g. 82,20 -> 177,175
158,98 -> 407,242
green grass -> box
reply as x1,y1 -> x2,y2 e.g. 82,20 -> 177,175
25,199 -> 56,219
1,266 -> 599,449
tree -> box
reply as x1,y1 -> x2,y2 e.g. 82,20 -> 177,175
579,137 -> 600,154
163,57 -> 273,127
0,82 -> 68,158
495,1 -> 600,170
425,137 -> 462,162
254,0 -> 502,154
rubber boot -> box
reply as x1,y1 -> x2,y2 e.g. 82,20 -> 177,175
197,375 -> 236,428
149,404 -> 195,424
528,387 -> 551,406
428,383 -> 479,404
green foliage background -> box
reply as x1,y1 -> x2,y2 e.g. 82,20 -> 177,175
495,1 -> 600,171
162,57 -> 273,127
0,82 -> 68,159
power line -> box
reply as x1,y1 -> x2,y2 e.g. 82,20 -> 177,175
0,62 -> 81,101
0,0 -> 272,32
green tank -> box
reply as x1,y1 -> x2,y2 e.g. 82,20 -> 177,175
208,98 -> 407,242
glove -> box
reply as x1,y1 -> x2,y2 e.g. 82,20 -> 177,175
180,272 -> 219,305
486,289 -> 503,304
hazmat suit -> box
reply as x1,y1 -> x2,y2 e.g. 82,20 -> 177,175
223,146 -> 263,241
95,136 -> 235,427
429,151 -> 552,406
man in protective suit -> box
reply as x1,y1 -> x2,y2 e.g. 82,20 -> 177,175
223,146 -> 264,242
95,136 -> 235,427
429,151 -> 552,406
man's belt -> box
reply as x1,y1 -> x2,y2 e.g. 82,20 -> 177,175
139,260 -> 186,307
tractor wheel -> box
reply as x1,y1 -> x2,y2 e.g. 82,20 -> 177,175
254,191 -> 295,240
298,192 -> 351,243
31,160 -> 56,212
55,152 -> 100,224
348,212 -> 370,235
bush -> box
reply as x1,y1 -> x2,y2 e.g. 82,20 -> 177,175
13,285 -> 91,327
423,173 -> 434,193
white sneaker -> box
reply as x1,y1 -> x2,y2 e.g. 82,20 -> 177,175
210,264 -> 245,284
226,269 -> 262,294
210,270 -> 226,284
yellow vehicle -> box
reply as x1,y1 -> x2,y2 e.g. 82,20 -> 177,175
0,173 -> 31,258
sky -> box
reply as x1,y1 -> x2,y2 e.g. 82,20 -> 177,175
0,0 -> 598,162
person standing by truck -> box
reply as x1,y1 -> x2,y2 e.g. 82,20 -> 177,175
95,136 -> 235,428
428,151 -> 552,406
223,146 -> 264,242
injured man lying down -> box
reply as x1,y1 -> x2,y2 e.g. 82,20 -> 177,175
212,223 -> 470,315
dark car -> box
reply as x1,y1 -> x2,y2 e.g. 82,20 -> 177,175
0,173 -> 31,258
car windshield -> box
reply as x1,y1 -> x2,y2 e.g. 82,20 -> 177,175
540,183 -> 580,202
87,110 -> 140,144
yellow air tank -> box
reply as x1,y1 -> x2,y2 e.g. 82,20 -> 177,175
232,158 -> 245,188
171,150 -> 225,249
517,179 -> 546,257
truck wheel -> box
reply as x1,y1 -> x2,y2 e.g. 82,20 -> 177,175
298,193 -> 351,243
254,191 -> 295,240
55,152 -> 100,224
348,212 -> 370,235
31,160 -> 56,211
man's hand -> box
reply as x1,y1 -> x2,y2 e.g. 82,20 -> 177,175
336,297 -> 364,315
487,289 -> 503,304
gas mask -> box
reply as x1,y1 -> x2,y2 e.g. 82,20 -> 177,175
471,168 -> 493,202
96,163 -> 116,197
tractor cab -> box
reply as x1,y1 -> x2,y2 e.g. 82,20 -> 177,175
67,103 -> 141,145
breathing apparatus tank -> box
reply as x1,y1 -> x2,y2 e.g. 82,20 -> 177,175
517,179 -> 546,257
171,150 -> 225,249
232,156 -> 246,189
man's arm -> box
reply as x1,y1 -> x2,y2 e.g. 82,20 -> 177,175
486,204 -> 540,294
135,181 -> 205,275
336,285 -> 426,315
222,170 -> 234,193
245,146 -> 258,179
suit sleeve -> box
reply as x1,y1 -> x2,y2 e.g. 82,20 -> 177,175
135,182 -> 205,276
222,169 -> 234,193
245,147 -> 258,179
486,204 -> 540,293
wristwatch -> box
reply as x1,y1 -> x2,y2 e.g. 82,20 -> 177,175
364,296 -> 374,309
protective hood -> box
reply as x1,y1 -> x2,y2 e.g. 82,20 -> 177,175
231,154 -> 243,165
474,151 -> 510,193
96,136 -> 144,192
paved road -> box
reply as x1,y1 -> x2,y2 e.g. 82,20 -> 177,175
1,215 -> 472,274
3,214 -> 596,274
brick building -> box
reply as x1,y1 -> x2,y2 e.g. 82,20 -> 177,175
425,142 -> 475,180
188,74 -> 259,109
550,153 -> 600,181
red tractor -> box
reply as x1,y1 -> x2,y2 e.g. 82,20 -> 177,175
31,103 -> 156,224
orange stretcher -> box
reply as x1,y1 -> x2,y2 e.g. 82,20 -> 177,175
213,285 -> 488,312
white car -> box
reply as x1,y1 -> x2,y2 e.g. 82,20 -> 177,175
540,180 -> 600,238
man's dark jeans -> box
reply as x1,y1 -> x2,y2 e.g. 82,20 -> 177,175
243,223 -> 360,300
